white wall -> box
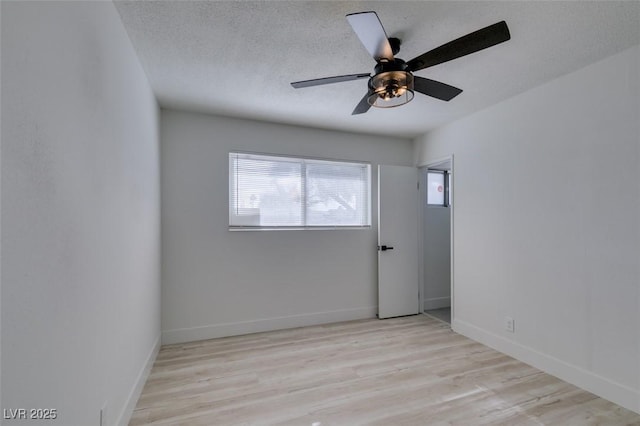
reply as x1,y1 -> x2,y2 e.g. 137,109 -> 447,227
161,110 -> 413,343
423,205 -> 451,311
414,45 -> 640,413
1,2 -> 160,425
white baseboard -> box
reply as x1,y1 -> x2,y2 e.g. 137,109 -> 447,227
117,334 -> 161,426
162,306 -> 378,345
452,318 -> 640,414
423,297 -> 451,311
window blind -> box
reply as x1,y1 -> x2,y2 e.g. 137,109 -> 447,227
229,152 -> 371,229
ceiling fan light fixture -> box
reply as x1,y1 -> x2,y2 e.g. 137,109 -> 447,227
367,70 -> 414,108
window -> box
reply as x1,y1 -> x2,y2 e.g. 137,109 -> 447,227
427,170 -> 450,207
229,152 -> 371,229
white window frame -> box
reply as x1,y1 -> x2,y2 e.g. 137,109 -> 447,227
229,151 -> 372,230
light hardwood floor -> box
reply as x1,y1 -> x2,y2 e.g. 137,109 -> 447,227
130,315 -> 640,425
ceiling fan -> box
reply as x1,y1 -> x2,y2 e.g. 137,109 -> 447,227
291,12 -> 511,115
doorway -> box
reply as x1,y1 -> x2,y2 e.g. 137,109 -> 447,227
420,158 -> 453,324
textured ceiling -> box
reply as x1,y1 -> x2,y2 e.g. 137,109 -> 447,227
114,1 -> 640,138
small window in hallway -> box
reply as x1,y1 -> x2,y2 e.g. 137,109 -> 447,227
427,171 -> 450,207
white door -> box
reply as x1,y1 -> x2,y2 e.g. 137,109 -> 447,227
378,165 -> 419,319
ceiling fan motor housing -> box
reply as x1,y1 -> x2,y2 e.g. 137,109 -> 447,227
367,59 -> 414,107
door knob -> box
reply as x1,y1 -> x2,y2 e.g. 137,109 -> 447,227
378,245 -> 394,251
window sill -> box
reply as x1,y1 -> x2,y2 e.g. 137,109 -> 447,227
229,226 -> 372,232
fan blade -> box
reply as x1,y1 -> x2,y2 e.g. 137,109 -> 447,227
407,21 -> 510,72
413,76 -> 463,101
346,11 -> 394,62
352,91 -> 372,115
291,73 -> 370,89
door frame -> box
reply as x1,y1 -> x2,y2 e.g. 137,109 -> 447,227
418,155 -> 455,324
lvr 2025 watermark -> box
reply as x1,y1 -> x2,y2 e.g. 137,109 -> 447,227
3,408 -> 58,420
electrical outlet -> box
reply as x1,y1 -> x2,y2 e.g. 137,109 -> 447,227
505,317 -> 515,333
100,402 -> 108,426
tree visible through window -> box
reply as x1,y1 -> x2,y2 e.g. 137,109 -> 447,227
229,152 -> 371,229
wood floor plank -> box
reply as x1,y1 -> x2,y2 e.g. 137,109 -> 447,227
130,315 -> 640,425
